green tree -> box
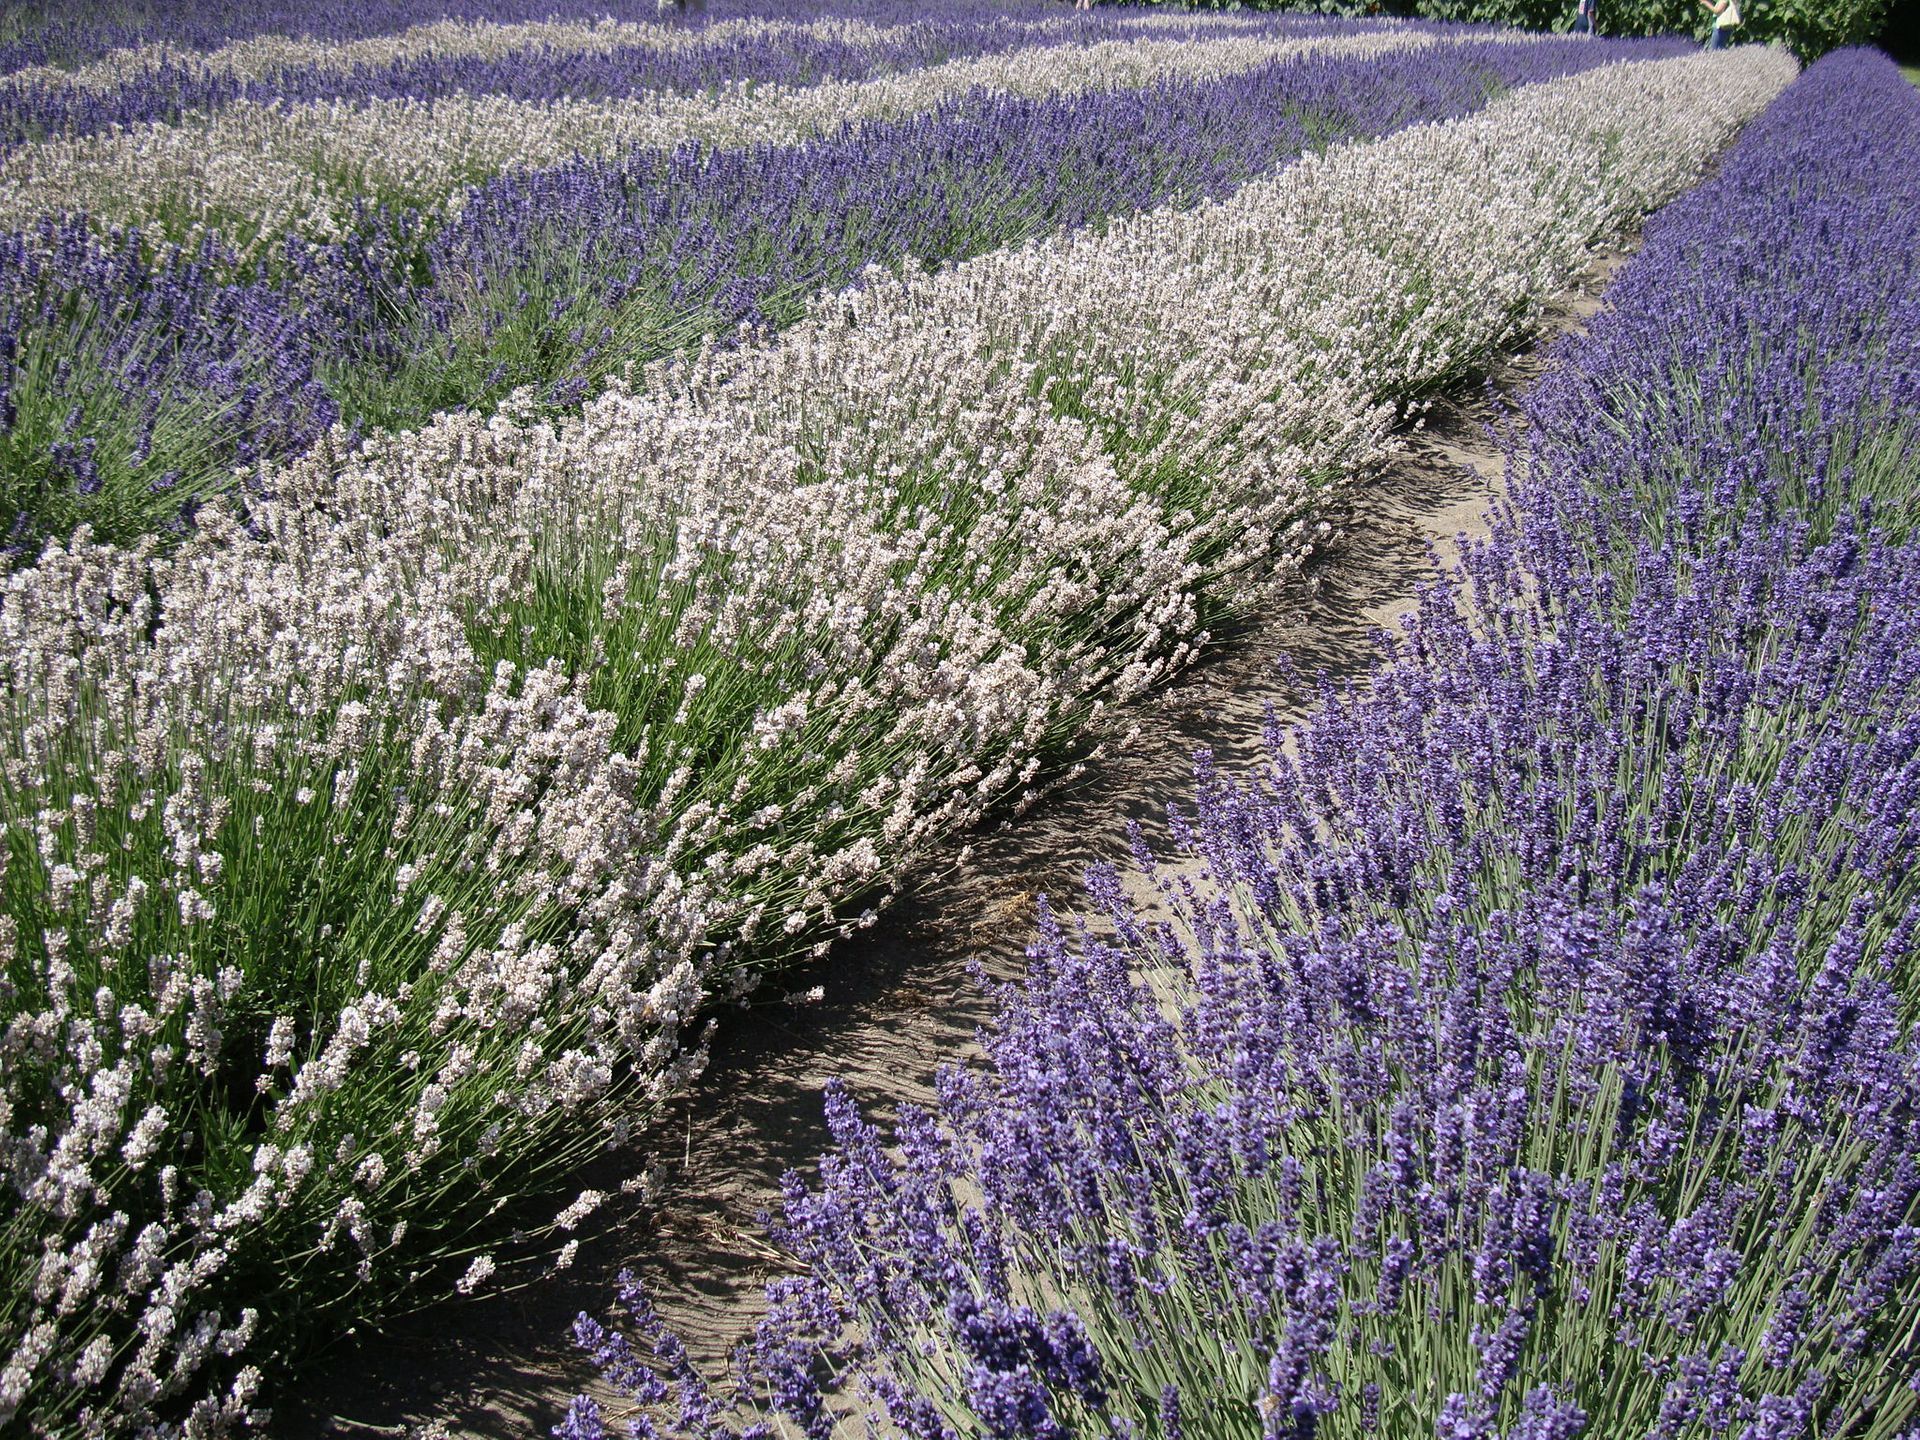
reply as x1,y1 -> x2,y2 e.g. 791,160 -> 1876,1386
1176,0 -> 1893,58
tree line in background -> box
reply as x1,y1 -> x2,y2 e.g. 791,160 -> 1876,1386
1179,0 -> 1893,58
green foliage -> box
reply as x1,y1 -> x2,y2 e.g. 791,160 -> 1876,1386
1740,0 -> 1895,57
1177,0 -> 1894,59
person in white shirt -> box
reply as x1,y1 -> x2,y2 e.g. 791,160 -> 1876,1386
1700,0 -> 1741,49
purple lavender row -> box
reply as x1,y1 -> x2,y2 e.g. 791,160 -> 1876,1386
1510,50 -> 1920,573
557,49 -> 1920,1440
1,33 -> 1676,549
0,14 -> 1327,153
0,219 -> 338,545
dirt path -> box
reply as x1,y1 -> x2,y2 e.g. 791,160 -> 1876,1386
280,250 -> 1626,1440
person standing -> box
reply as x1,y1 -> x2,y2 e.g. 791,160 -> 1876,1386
1699,0 -> 1740,48
1572,0 -> 1596,35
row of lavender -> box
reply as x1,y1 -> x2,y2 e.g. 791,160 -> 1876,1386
565,48 -> 1920,1440
0,0 -> 1114,75
0,13 -> 1294,151
0,29 -> 1684,550
0,45 -> 1792,1438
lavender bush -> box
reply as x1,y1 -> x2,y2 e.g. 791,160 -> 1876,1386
1513,53 -> 1920,559
0,218 -> 333,546
561,48 -> 1920,1440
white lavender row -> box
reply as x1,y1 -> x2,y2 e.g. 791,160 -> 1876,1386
0,47 -> 1793,1440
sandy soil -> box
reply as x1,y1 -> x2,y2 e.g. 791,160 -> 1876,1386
277,250 -> 1626,1440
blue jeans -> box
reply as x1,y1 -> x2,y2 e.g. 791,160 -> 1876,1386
1708,25 -> 1730,47
1572,13 -> 1592,33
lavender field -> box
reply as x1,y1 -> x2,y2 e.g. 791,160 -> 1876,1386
0,2 -> 1909,1437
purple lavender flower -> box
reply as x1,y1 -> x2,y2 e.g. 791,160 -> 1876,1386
0,215 -> 333,546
